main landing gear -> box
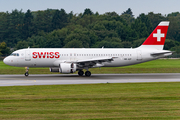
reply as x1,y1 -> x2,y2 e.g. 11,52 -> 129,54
78,70 -> 91,77
25,67 -> 29,77
78,70 -> 84,76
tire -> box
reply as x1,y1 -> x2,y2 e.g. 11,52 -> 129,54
25,72 -> 29,77
85,71 -> 91,77
78,70 -> 84,76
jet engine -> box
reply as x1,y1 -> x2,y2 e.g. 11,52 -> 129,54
59,63 -> 77,74
49,63 -> 77,73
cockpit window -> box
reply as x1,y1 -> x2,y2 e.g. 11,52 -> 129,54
10,53 -> 19,56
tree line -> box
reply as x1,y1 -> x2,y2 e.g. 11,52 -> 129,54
0,8 -> 180,56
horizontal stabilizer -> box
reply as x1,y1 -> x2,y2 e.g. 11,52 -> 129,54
151,51 -> 173,56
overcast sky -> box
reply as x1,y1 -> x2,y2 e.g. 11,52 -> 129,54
0,0 -> 179,17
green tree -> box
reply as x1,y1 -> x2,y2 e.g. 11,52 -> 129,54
131,19 -> 149,38
44,28 -> 69,48
64,26 -> 90,48
88,30 -> 98,47
137,13 -> 153,34
121,14 -> 135,25
22,9 -> 34,39
16,41 -> 29,49
116,25 -> 138,41
82,8 -> 93,16
0,42 -> 10,56
2,10 -> 24,47
164,39 -> 179,50
122,8 -> 134,17
52,9 -> 68,30
64,39 -> 83,48
0,12 -> 9,43
147,12 -> 166,29
167,15 -> 180,40
167,12 -> 180,17
122,41 -> 132,48
132,38 -> 146,48
92,37 -> 122,48
26,35 -> 47,48
171,46 -> 180,55
33,9 -> 55,33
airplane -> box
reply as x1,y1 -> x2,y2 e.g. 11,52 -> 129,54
3,21 -> 172,77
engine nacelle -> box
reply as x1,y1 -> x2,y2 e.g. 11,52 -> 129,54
59,63 -> 77,74
49,67 -> 59,72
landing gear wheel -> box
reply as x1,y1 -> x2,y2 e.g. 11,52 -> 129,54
85,71 -> 91,77
25,72 -> 29,77
78,70 -> 84,76
25,67 -> 29,77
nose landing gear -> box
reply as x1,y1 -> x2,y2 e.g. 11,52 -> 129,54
25,72 -> 29,77
25,67 -> 29,77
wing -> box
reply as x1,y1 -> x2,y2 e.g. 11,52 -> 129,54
53,57 -> 117,68
74,57 -> 116,68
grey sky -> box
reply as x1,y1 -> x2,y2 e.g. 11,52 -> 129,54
0,0 -> 179,17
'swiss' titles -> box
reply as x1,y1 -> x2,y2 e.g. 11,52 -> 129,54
32,52 -> 60,58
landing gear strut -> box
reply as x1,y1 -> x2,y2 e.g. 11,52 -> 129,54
25,67 -> 29,77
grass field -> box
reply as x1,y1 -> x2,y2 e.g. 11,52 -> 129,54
0,59 -> 180,74
0,83 -> 180,119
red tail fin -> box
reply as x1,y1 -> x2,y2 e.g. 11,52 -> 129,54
140,21 -> 169,50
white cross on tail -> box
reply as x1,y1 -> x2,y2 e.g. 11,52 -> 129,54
153,29 -> 165,42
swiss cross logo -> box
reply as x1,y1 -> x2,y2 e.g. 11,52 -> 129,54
153,29 -> 165,42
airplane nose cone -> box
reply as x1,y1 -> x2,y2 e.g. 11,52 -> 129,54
3,57 -> 9,65
3,57 -> 7,64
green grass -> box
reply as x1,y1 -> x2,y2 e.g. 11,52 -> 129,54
0,83 -> 180,119
1,59 -> 180,74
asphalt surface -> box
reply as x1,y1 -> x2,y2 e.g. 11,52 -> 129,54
0,73 -> 180,86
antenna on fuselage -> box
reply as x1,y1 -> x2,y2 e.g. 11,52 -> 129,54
28,46 -> 30,49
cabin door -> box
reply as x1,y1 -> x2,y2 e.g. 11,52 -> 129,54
25,50 -> 31,61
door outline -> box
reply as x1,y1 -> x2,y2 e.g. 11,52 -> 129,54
137,50 -> 142,60
25,50 -> 31,61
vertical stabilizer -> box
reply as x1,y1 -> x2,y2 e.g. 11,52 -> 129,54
139,21 -> 169,50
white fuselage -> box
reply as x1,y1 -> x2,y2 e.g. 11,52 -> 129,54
3,47 -> 166,68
